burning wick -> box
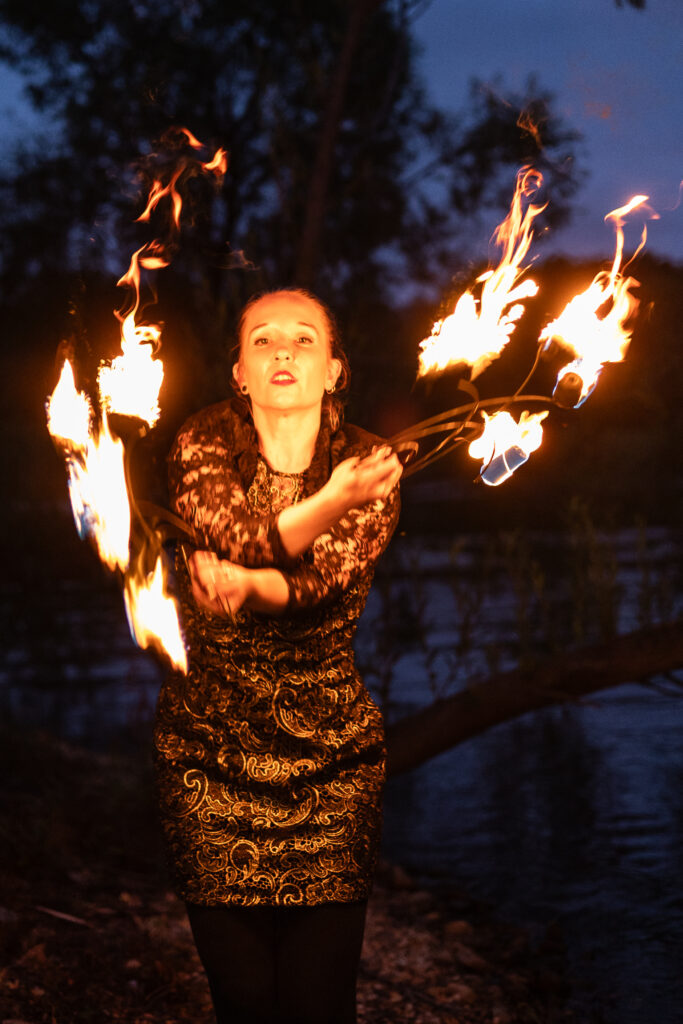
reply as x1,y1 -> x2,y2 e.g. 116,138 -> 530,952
46,359 -> 92,449
46,360 -> 131,571
468,410 -> 547,487
418,166 -> 544,379
540,195 -> 651,409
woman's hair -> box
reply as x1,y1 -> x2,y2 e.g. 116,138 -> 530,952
232,288 -> 350,432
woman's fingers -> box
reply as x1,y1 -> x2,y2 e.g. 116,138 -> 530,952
189,553 -> 250,618
189,551 -> 236,612
189,551 -> 218,595
355,448 -> 402,500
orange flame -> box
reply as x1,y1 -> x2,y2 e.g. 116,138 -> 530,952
540,195 -> 651,406
64,412 -> 131,572
47,361 -> 130,568
418,167 -> 545,379
46,359 -> 92,450
124,555 -> 187,674
94,243 -> 167,428
137,168 -> 185,228
202,147 -> 228,175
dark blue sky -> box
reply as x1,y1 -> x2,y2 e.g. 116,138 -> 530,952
412,0 -> 682,262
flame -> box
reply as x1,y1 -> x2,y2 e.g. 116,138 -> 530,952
418,167 -> 545,379
540,195 -> 650,407
137,167 -> 185,228
65,412 -> 131,572
46,129 -> 228,674
95,245 -> 166,428
202,147 -> 228,175
99,137 -> 227,426
137,138 -> 228,227
468,409 -> 547,486
46,359 -> 92,449
124,555 -> 187,674
46,360 -> 130,569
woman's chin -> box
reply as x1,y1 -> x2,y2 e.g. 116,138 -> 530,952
254,389 -> 322,416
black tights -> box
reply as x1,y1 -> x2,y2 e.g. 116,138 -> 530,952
186,900 -> 368,1024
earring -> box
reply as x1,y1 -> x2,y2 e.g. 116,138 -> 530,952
240,384 -> 248,394
325,384 -> 336,395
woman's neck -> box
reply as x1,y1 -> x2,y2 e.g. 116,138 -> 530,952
251,405 -> 321,473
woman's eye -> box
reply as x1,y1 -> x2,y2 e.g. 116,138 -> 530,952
297,336 -> 313,345
253,336 -> 269,346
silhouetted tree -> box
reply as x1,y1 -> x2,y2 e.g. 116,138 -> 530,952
0,0 -> 581,320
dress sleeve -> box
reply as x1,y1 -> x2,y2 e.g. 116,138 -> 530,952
280,485 -> 400,610
168,420 -> 291,568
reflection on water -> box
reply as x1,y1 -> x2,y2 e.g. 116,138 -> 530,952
383,694 -> 683,1023
4,503 -> 683,1023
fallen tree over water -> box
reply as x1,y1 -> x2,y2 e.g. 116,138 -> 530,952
386,620 -> 683,776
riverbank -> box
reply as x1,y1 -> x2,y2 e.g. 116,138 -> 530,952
0,727 -> 576,1024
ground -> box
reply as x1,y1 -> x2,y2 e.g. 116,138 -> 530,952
0,727 -> 576,1024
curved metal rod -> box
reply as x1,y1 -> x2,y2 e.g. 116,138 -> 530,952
389,394 -> 559,477
136,499 -> 200,544
388,393 -> 554,445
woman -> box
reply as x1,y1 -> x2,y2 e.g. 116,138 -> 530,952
154,288 -> 402,1024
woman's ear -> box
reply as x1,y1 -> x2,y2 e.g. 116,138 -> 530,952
233,362 -> 244,389
327,358 -> 342,390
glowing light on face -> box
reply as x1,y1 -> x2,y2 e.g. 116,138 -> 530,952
236,292 -> 340,412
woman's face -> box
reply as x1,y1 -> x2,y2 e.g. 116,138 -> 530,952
234,292 -> 341,416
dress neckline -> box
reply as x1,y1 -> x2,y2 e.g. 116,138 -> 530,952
257,452 -> 306,479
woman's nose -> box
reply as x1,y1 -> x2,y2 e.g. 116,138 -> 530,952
274,344 -> 293,361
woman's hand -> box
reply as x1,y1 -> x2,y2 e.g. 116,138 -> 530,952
325,446 -> 402,517
189,550 -> 252,617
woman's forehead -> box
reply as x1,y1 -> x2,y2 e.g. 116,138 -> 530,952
243,293 -> 327,333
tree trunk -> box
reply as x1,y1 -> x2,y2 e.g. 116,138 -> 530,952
385,621 -> 683,776
294,0 -> 384,287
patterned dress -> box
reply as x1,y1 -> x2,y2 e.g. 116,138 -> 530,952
154,398 -> 400,907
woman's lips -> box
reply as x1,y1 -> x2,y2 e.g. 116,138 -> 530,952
270,371 -> 296,385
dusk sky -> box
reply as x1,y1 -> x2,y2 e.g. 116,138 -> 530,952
0,0 -> 680,264
412,0 -> 682,262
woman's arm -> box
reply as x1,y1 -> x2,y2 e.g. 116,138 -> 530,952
279,483 -> 401,610
172,418 -> 401,566
170,423 -> 288,567
191,486 -> 400,616
189,552 -> 290,616
189,469 -> 401,618
277,446 -> 401,558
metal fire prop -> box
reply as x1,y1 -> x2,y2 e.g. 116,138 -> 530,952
46,128 -> 227,674
46,136 -> 651,671
391,171 -> 650,485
